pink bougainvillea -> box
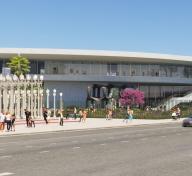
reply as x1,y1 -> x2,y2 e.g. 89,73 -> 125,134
119,88 -> 144,107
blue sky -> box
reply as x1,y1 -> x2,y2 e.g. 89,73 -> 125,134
0,0 -> 192,55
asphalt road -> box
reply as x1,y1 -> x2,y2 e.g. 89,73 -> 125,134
0,123 -> 192,176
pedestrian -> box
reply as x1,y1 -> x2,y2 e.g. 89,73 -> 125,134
11,113 -> 16,131
123,107 -> 129,123
171,110 -> 177,120
0,112 -> 5,132
128,108 -> 134,121
73,107 -> 77,119
5,112 -> 12,132
176,107 -> 181,119
108,109 -> 113,120
24,109 -> 31,127
82,109 -> 87,122
43,108 -> 48,124
78,109 -> 83,122
28,116 -> 35,128
58,110 -> 64,126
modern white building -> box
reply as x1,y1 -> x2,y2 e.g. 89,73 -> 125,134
0,48 -> 192,108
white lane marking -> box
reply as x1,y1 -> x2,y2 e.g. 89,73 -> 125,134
49,143 -> 57,146
176,133 -> 182,136
72,140 -> 78,143
100,143 -> 106,146
141,138 -> 148,141
25,145 -> 33,148
0,156 -> 12,159
39,151 -> 49,154
160,136 -> 167,138
120,140 -> 129,143
72,147 -> 80,149
0,173 -> 14,176
108,137 -> 114,139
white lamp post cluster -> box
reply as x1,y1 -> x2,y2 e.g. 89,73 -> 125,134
46,89 -> 63,118
0,74 -> 44,119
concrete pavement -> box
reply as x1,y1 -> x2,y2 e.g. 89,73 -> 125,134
0,123 -> 192,176
0,117 -> 184,136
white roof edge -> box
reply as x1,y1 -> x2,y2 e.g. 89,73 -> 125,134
0,48 -> 192,61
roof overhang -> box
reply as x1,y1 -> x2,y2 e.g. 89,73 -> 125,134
0,48 -> 192,65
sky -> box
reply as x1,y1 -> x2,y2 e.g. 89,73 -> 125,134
0,0 -> 192,55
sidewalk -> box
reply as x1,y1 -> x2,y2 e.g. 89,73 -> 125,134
0,118 -> 183,136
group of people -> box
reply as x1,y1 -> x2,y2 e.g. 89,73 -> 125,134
105,107 -> 134,123
0,112 -> 16,132
24,109 -> 35,127
171,107 -> 181,120
0,106 -> 139,133
25,108 -> 50,127
58,108 -> 88,126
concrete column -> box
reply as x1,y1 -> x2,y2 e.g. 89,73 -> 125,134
3,85 -> 8,113
16,89 -> 20,118
9,85 -> 14,114
30,84 -> 34,117
0,88 -> 2,113
37,83 -> 40,118
34,93 -> 37,118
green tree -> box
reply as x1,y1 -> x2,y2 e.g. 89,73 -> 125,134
7,55 -> 30,76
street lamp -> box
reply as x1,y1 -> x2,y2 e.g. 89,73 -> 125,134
0,73 -> 44,119
53,89 -> 56,118
46,89 -> 50,109
27,90 -> 31,111
40,89 -> 44,118
59,92 -> 63,110
33,89 -> 37,118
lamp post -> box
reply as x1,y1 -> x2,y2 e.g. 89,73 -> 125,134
40,89 -> 44,118
27,90 -> 31,112
0,73 -> 44,119
33,89 -> 37,118
38,75 -> 44,118
59,92 -> 63,111
46,89 -> 50,109
53,89 -> 56,118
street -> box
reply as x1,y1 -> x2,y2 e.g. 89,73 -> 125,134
0,123 -> 192,176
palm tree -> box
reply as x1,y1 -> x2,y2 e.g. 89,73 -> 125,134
7,55 -> 30,76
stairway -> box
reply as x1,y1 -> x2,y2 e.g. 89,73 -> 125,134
160,92 -> 192,111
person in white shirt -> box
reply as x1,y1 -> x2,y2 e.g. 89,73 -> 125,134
0,112 -> 5,132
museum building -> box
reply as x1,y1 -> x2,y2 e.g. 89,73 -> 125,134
0,48 -> 192,108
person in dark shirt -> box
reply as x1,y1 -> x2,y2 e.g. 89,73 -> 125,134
24,109 -> 31,127
43,108 -> 48,124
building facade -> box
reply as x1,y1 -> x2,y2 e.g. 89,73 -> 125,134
0,48 -> 192,108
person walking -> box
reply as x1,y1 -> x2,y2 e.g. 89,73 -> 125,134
73,107 -> 77,120
43,108 -> 48,124
82,109 -> 87,122
5,112 -> 12,132
0,112 -> 5,132
123,107 -> 129,123
58,110 -> 64,126
28,116 -> 35,128
11,113 -> 16,131
78,109 -> 83,122
124,107 -> 133,123
24,109 -> 31,127
128,108 -> 134,121
176,107 -> 181,119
